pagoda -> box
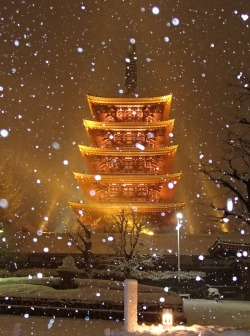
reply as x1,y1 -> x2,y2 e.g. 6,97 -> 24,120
70,43 -> 184,233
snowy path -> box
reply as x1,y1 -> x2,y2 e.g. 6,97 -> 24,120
0,299 -> 249,335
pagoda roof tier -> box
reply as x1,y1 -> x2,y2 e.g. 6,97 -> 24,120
83,119 -> 175,131
78,145 -> 177,157
74,172 -> 181,184
87,94 -> 172,122
73,173 -> 181,203
69,201 -> 185,214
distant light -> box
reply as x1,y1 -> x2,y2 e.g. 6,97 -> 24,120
0,129 -> 9,137
52,142 -> 60,150
172,18 -> 180,26
168,182 -> 174,189
0,199 -> 8,209
241,14 -> 249,21
63,160 -> 68,165
147,132 -> 154,139
152,6 -> 160,15
135,143 -> 145,150
37,273 -> 43,279
227,198 -> 233,212
90,190 -> 96,196
176,212 -> 183,219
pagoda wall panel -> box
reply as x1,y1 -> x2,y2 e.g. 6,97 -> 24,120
83,154 -> 175,175
88,128 -> 171,149
77,181 -> 178,203
91,104 -> 168,122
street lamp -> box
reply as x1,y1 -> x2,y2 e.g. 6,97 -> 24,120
176,212 -> 183,283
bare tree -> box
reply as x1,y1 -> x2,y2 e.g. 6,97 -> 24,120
103,209 -> 156,279
229,71 -> 250,104
68,217 -> 101,278
0,159 -> 26,254
199,74 -> 250,228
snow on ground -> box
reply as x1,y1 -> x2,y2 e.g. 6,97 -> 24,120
0,299 -> 248,335
0,278 -> 249,335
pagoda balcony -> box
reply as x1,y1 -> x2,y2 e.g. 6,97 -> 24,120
84,120 -> 175,149
79,145 -> 177,175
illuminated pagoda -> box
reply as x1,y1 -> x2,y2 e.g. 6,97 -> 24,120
70,43 -> 184,233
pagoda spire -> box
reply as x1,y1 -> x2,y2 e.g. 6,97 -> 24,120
124,42 -> 137,94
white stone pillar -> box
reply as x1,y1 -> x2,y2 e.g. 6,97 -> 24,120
124,279 -> 138,333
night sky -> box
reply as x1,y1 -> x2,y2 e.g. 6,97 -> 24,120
1,0 -> 249,234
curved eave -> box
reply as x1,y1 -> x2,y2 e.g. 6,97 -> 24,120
69,201 -> 185,213
74,172 -> 182,184
83,119 -> 175,131
87,94 -> 172,121
87,94 -> 172,105
78,145 -> 178,156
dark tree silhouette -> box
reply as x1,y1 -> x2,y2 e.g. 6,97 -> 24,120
200,73 -> 250,228
0,159 -> 25,252
68,217 -> 101,278
104,209 -> 155,279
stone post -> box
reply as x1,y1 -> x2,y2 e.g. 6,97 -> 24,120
124,279 -> 138,333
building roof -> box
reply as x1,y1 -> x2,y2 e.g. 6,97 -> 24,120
73,172 -> 182,184
78,145 -> 178,156
83,119 -> 175,131
69,201 -> 185,214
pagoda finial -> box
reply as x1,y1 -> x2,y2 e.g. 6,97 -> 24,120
124,41 -> 137,94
